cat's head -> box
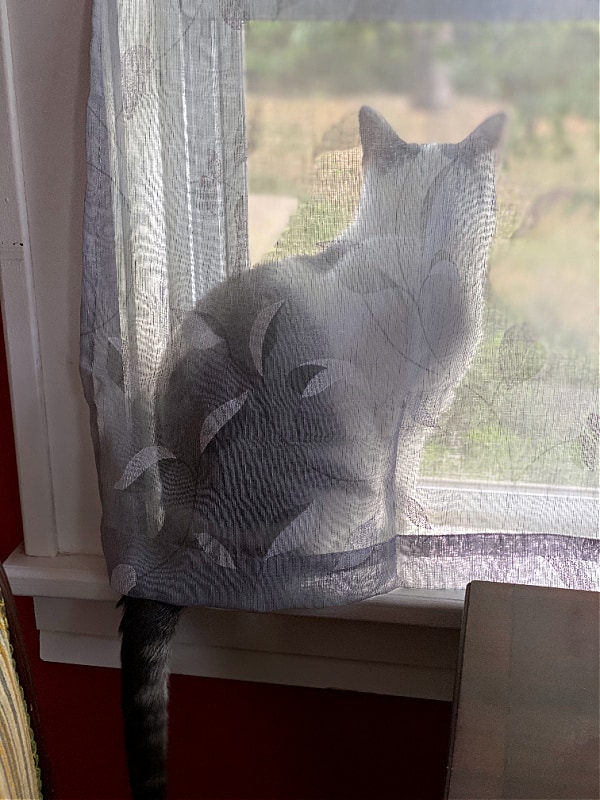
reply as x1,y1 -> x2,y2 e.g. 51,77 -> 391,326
351,106 -> 506,274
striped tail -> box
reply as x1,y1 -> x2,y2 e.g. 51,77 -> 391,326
119,596 -> 182,800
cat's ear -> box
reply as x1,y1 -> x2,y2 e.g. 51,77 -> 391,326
463,113 -> 507,150
359,106 -> 407,164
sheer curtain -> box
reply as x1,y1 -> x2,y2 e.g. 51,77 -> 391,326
80,0 -> 599,610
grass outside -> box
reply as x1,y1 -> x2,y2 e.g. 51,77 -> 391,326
246,93 -> 599,488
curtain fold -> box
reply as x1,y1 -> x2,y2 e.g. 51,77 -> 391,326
81,0 -> 599,609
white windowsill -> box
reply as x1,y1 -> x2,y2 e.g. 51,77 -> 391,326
4,544 -> 464,701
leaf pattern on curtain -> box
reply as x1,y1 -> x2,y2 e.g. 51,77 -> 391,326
81,1 -> 599,610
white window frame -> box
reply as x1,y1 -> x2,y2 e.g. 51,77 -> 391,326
0,0 -> 596,701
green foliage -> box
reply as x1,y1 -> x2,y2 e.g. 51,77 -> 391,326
270,180 -> 357,259
245,22 -> 413,95
497,324 -> 547,388
450,23 -> 599,152
453,24 -> 598,120
420,308 -> 599,487
246,21 -> 598,147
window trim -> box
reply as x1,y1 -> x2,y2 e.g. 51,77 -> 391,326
1,0 -> 597,697
0,0 -> 59,558
4,544 -> 464,700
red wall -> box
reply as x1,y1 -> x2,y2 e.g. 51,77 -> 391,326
0,309 -> 452,799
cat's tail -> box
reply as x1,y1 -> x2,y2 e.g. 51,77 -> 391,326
119,595 -> 182,800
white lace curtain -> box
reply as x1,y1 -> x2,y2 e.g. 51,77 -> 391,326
81,0 -> 599,610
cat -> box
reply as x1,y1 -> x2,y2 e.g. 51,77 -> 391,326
119,106 -> 506,799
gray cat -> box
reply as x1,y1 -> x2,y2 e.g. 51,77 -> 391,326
120,106 -> 505,799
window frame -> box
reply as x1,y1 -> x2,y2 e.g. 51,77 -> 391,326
1,0 -> 597,697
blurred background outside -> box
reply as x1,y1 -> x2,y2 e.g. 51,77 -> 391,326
244,22 -> 599,489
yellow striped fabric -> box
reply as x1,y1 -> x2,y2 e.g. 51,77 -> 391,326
0,598 -> 42,800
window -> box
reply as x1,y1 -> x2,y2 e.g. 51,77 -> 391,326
1,0 -> 597,695
244,20 -> 598,490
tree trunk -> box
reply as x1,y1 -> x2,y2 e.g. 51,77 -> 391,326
411,24 -> 453,111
